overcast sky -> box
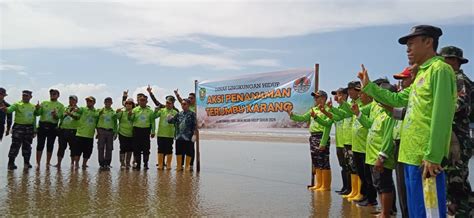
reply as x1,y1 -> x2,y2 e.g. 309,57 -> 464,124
1,0 -> 473,108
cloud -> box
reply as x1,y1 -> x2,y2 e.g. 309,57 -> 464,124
0,60 -> 26,71
110,39 -> 281,70
1,1 -> 472,50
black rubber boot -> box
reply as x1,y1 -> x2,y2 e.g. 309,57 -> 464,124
8,158 -> 17,170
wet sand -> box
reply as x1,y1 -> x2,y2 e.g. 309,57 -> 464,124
0,134 -> 472,216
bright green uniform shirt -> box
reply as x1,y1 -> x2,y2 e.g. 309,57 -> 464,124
117,109 -> 133,137
7,101 -> 37,126
35,100 -> 65,124
328,105 -> 346,148
393,120 -> 402,140
59,106 -> 80,130
290,106 -> 333,147
75,107 -> 99,139
363,56 -> 457,165
351,102 -> 371,153
365,107 -> 396,169
96,108 -> 117,133
155,107 -> 178,138
130,106 -> 156,134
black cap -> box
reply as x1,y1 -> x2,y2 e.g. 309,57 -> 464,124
311,90 -> 328,98
398,25 -> 442,45
104,97 -> 113,102
331,87 -> 348,95
347,81 -> 361,91
373,78 -> 390,86
0,87 -> 7,96
49,89 -> 60,95
22,90 -> 32,95
379,83 -> 397,92
165,95 -> 176,103
439,46 -> 469,64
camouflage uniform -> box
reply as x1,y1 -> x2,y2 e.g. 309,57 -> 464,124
440,46 -> 473,217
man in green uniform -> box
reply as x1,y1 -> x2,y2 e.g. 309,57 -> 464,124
130,95 -> 156,170
391,65 -> 417,218
439,45 -> 473,217
96,97 -> 117,169
155,96 -> 178,170
329,88 -> 352,195
359,25 -> 456,217
35,89 -> 65,168
289,90 -> 333,191
55,95 -> 80,168
117,98 -> 135,169
329,81 -> 363,200
72,96 -> 99,169
1,90 -> 36,170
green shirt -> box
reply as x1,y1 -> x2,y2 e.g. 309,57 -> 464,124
363,56 -> 457,165
155,107 -> 178,138
35,100 -> 65,124
189,104 -> 196,113
290,106 -> 333,147
351,102 -> 371,153
96,107 -> 117,133
329,102 -> 352,145
393,120 -> 402,140
130,106 -> 156,134
75,107 -> 99,138
59,106 -> 80,130
328,106 -> 346,148
365,107 -> 396,169
7,101 -> 37,126
117,109 -> 133,137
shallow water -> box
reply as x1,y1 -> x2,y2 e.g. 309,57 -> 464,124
0,137 -> 472,216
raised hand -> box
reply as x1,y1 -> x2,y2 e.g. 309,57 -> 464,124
174,89 -> 179,95
358,64 -> 370,87
35,101 -> 41,110
146,85 -> 152,93
123,90 -> 129,97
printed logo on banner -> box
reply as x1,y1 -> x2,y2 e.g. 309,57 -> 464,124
199,88 -> 207,101
293,77 -> 311,93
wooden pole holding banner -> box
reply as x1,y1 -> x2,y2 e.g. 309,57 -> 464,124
308,63 -> 320,188
195,80 -> 201,172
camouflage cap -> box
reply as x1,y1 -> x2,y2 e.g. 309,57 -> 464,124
311,90 -> 328,99
439,46 -> 469,64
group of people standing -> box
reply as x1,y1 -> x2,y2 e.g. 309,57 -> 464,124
0,86 -> 198,172
289,25 -> 472,218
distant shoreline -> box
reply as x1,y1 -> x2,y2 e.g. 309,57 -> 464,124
199,130 -> 335,144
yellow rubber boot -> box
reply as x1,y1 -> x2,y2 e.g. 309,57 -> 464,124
342,174 -> 357,198
165,155 -> 173,170
157,153 -> 165,170
185,155 -> 193,171
345,175 -> 359,200
348,176 -> 363,202
317,169 -> 332,191
309,169 -> 322,191
176,155 -> 183,171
